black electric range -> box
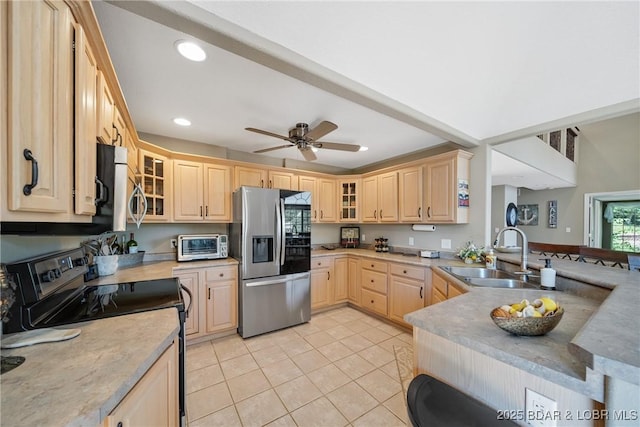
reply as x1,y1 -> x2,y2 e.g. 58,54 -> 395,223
2,248 -> 188,425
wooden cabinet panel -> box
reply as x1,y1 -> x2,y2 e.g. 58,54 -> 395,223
73,22 -> 97,216
389,275 -> 424,324
389,264 -> 425,281
361,288 -> 388,316
398,166 -> 423,222
447,284 -> 464,299
234,165 -> 267,189
347,257 -> 361,306
361,260 -> 388,274
424,150 -> 472,224
5,0 -> 74,215
378,171 -> 398,222
361,175 -> 378,222
338,179 -> 359,222
311,257 -> 334,309
173,160 -> 204,221
298,175 -> 318,222
318,178 -> 337,222
105,340 -> 178,427
96,70 -> 115,144
140,149 -> 170,220
361,269 -> 388,294
431,288 -> 447,305
268,170 -> 297,190
174,271 -> 199,336
203,266 -> 238,333
312,258 -> 333,269
203,164 -> 231,221
432,270 -> 448,296
334,257 -> 348,302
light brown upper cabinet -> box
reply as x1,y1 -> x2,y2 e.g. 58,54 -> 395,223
2,1 -> 95,222
173,159 -> 231,222
398,166 -> 423,222
318,178 -> 338,222
73,21 -> 98,216
362,171 -> 398,222
268,170 -> 297,190
96,70 -> 116,144
338,179 -> 360,222
234,165 -> 267,189
423,150 -> 472,224
298,175 -> 319,222
139,149 -> 171,221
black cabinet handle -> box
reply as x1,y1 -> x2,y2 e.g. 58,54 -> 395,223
206,206 -> 209,217
200,206 -> 203,217
327,271 -> 330,281
260,179 -> 264,188
208,288 -> 212,300
23,149 -> 38,196
427,207 -> 431,218
374,209 -> 377,219
418,207 -> 421,218
420,286 -> 423,299
117,423 -> 123,427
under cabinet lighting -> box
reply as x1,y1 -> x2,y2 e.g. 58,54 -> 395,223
175,40 -> 206,62
173,117 -> 191,127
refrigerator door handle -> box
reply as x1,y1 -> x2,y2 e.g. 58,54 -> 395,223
275,199 -> 283,266
279,199 -> 286,266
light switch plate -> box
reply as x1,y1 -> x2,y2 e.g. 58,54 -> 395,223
409,237 -> 415,246
441,239 -> 452,249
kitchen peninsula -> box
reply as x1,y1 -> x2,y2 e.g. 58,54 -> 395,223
405,254 -> 640,427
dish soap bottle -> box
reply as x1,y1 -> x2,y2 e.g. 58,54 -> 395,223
485,248 -> 496,269
540,258 -> 556,290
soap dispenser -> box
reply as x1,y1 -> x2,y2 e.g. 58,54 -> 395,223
540,258 -> 556,290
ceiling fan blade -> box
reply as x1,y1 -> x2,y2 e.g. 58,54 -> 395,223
304,121 -> 338,141
254,144 -> 294,154
299,146 -> 317,161
313,141 -> 361,152
245,127 -> 290,141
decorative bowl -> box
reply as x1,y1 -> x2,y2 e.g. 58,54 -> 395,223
490,306 -> 564,336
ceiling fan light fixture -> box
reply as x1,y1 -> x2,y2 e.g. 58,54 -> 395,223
311,146 -> 319,152
359,146 -> 369,151
173,117 -> 191,127
175,40 -> 206,62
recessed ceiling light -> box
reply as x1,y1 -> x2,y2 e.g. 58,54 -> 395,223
175,40 -> 206,62
173,117 -> 191,127
359,146 -> 369,151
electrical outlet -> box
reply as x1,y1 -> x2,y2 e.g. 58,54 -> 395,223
409,237 -> 415,246
525,388 -> 558,427
170,239 -> 177,249
362,234 -> 366,242
441,239 -> 452,249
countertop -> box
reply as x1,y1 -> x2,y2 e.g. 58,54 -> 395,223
90,256 -> 238,286
1,308 -> 179,427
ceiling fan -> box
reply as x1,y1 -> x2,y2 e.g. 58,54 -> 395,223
246,121 -> 361,161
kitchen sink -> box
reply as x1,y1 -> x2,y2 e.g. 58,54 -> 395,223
466,278 -> 537,289
439,266 -> 539,289
440,266 -> 514,279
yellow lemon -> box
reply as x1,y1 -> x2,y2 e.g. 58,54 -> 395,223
540,297 -> 557,313
511,302 -> 524,311
532,311 -> 542,318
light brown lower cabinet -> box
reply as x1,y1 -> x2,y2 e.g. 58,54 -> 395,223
389,263 -> 426,326
431,268 -> 466,303
333,256 -> 349,303
311,257 -> 334,309
347,257 -> 361,306
173,265 -> 237,340
360,261 -> 388,316
105,339 -> 178,427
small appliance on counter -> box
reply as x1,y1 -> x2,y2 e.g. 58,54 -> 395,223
177,234 -> 228,262
420,250 -> 440,259
340,227 -> 360,248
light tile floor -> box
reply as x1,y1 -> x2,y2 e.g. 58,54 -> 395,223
186,306 -> 413,426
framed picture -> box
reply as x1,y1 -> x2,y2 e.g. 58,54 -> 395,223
548,200 -> 558,228
517,204 -> 539,226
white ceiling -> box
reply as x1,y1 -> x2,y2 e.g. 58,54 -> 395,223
92,0 -> 639,173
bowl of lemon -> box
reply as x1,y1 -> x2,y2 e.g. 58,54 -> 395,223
490,297 -> 563,336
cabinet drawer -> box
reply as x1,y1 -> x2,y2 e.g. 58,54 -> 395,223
362,260 -> 388,273
204,266 -> 237,282
312,257 -> 334,269
390,264 -> 425,281
432,271 -> 448,295
361,269 -> 387,294
361,288 -> 388,316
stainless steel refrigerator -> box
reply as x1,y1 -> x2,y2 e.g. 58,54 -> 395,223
230,186 -> 312,338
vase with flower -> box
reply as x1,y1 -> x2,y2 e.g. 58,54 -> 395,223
457,241 -> 484,264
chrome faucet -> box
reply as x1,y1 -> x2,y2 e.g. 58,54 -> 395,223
493,226 -> 531,274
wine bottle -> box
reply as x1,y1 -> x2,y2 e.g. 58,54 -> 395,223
127,233 -> 138,254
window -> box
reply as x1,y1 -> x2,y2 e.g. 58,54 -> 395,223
585,190 -> 640,251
